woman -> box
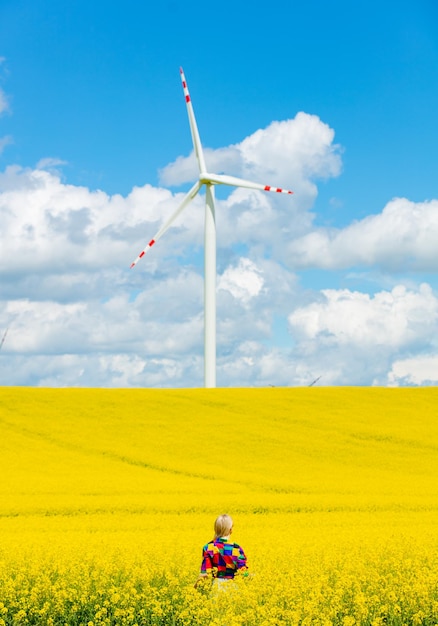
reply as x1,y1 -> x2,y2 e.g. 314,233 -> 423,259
195,514 -> 247,588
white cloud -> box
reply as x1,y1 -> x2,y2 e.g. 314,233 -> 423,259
0,113 -> 342,299
0,165 -> 204,279
0,61 -> 11,150
0,135 -> 12,155
36,157 -> 68,171
0,82 -> 12,155
2,279 -> 438,388
157,113 -> 343,267
0,88 -> 9,115
218,258 -> 264,304
289,284 -> 438,348
287,284 -> 438,386
388,354 -> 438,386
160,112 -> 342,212
0,352 -> 203,388
219,342 -> 293,386
288,198 -> 438,271
1,110 -> 438,389
2,273 -> 204,357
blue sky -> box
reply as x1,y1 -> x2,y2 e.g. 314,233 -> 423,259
0,0 -> 438,387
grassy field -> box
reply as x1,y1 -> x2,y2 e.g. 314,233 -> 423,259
0,387 -> 438,625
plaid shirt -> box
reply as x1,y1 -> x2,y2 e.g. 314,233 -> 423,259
200,537 -> 247,579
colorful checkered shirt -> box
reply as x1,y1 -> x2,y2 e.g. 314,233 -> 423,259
200,537 -> 247,579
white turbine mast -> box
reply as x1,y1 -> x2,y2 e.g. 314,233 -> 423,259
131,67 -> 294,388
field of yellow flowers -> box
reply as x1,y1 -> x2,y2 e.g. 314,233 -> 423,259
1,386 -> 438,625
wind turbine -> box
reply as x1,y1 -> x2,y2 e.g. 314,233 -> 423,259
0,327 -> 8,352
130,68 -> 294,388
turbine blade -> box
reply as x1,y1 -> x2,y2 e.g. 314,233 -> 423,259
203,172 -> 294,195
130,181 -> 202,268
180,67 -> 207,174
0,327 -> 8,351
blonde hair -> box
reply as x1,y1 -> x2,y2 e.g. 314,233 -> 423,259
214,514 -> 233,538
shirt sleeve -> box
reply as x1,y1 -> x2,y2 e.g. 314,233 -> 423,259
200,547 -> 213,574
233,545 -> 247,571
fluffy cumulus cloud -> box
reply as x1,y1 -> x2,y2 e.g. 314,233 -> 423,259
388,355 -> 438,386
288,198 -> 438,271
290,284 -> 438,346
159,113 -> 344,268
161,113 -> 342,211
288,284 -> 438,385
0,161 -> 208,386
0,111 -> 344,387
0,165 -> 184,275
218,258 -> 264,304
1,107 -> 438,387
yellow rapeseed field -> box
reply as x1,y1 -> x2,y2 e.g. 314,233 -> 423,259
1,386 -> 438,625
